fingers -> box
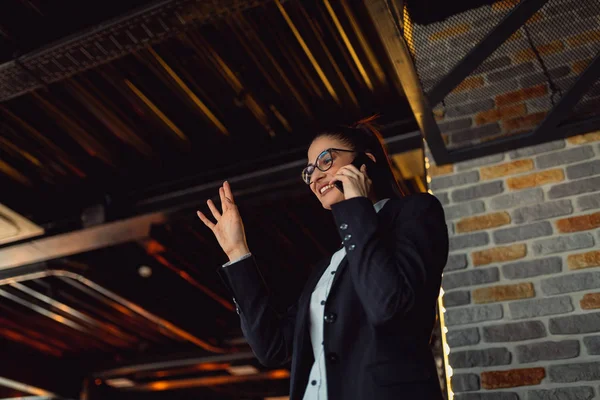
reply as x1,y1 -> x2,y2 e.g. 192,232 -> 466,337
330,174 -> 349,187
207,199 -> 221,221
341,164 -> 361,174
336,166 -> 361,181
223,181 -> 235,204
196,211 -> 215,231
218,187 -> 228,212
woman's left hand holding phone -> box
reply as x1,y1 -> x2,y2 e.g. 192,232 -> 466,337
332,164 -> 372,200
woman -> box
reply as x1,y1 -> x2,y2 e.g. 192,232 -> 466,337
197,119 -> 449,400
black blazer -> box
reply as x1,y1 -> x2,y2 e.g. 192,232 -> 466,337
218,194 -> 449,400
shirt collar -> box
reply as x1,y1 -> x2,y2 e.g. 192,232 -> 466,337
374,198 -> 390,213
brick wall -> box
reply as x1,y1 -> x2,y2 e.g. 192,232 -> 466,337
408,0 -> 600,149
427,132 -> 600,399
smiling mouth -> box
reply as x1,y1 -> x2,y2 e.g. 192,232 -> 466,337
319,184 -> 336,196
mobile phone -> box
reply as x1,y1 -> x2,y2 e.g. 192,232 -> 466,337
334,153 -> 376,193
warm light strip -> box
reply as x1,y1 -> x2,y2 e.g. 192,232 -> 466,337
402,3 -> 417,57
0,156 -> 33,186
0,270 -> 227,354
275,0 -> 340,103
0,376 -> 56,397
425,149 -> 454,400
146,47 -> 229,136
323,0 -> 373,91
126,369 -> 290,391
340,0 -> 386,86
124,79 -> 189,143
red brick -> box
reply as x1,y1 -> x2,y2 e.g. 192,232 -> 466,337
452,76 -> 485,93
515,41 -> 564,63
507,169 -> 564,190
567,31 -> 600,47
480,159 -> 534,180
472,244 -> 527,266
430,23 -> 471,41
573,59 -> 592,74
429,164 -> 454,177
556,212 -> 600,233
473,283 -> 535,304
492,0 -> 519,11
456,212 -> 511,233
481,368 -> 545,389
475,104 -> 527,126
502,112 -> 547,132
581,293 -> 600,310
496,85 -> 548,107
526,13 -> 544,24
568,250 -> 600,270
567,131 -> 600,144
507,30 -> 523,42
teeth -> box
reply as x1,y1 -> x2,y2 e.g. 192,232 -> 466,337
320,184 -> 334,194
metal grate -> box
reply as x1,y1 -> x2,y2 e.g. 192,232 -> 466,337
404,0 -> 517,92
405,0 -> 600,149
569,74 -> 600,123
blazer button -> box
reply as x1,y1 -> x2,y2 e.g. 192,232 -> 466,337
233,298 -> 240,315
339,223 -> 348,230
348,244 -> 356,251
327,352 -> 339,363
344,234 -> 352,241
324,312 -> 337,323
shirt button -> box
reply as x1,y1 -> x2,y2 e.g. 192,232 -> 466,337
344,234 -> 352,241
348,244 -> 356,251
331,270 -> 336,275
311,380 -> 317,386
320,300 -> 325,305
340,223 -> 348,230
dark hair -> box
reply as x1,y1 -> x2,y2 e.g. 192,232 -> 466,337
313,116 -> 405,200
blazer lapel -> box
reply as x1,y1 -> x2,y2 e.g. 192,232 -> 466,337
328,204 -> 389,293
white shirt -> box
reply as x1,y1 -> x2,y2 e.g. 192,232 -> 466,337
302,198 -> 389,400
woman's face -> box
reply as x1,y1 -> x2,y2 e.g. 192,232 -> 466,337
306,135 -> 355,210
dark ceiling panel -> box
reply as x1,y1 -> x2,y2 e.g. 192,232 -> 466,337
0,0 -> 416,228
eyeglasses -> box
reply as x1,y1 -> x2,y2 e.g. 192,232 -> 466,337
302,148 -> 355,185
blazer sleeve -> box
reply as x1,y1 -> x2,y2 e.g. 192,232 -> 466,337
330,194 -> 448,326
217,256 -> 296,367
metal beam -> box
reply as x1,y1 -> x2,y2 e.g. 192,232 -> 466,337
0,0 -> 271,102
0,213 -> 166,271
0,129 -> 421,270
0,376 -> 57,398
427,0 -> 549,106
536,51 -> 600,140
441,51 -> 600,163
0,268 -> 229,353
133,130 -> 423,212
557,116 -> 600,138
443,122 -> 599,165
94,352 -> 256,379
365,0 -> 450,164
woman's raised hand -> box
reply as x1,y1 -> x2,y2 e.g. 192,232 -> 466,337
197,181 -> 250,262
